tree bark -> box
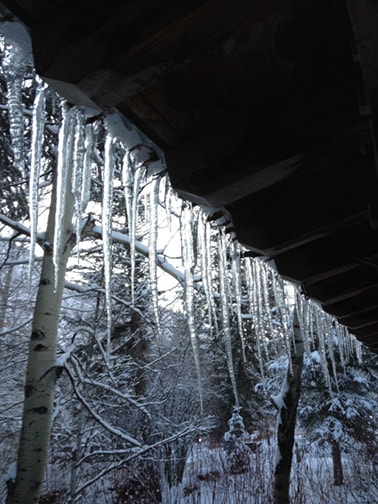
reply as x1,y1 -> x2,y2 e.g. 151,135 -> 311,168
7,171 -> 75,504
273,312 -> 304,504
331,439 -> 344,486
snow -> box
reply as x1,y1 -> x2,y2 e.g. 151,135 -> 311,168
6,461 -> 17,483
271,379 -> 290,411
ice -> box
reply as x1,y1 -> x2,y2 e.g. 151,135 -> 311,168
148,175 -> 162,334
0,21 -> 32,179
102,132 -> 115,358
129,163 -> 143,305
53,104 -> 75,290
181,203 -> 203,412
231,241 -> 246,362
314,309 -> 332,392
245,258 -> 266,387
198,212 -> 217,334
81,123 -> 96,209
218,230 -> 239,406
28,78 -> 46,284
71,108 -> 86,257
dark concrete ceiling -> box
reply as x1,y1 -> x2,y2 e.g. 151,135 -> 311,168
2,0 -> 378,352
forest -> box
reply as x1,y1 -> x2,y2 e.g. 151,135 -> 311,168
0,20 -> 377,504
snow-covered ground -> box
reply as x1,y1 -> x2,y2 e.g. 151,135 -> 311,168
162,437 -> 377,504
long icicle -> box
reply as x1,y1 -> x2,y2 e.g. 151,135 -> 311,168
71,108 -> 86,259
130,161 -> 143,306
148,175 -> 162,335
53,104 -> 75,291
218,230 -> 239,407
102,132 -> 115,361
231,240 -> 246,362
245,257 -> 266,389
1,21 -> 32,179
28,78 -> 46,285
198,213 -> 216,335
181,203 -> 203,413
81,123 -> 96,210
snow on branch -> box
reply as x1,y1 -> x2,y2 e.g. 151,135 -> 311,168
75,423 -> 196,497
64,362 -> 144,448
90,224 -> 197,285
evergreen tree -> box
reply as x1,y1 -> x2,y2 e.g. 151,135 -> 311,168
299,344 -> 378,486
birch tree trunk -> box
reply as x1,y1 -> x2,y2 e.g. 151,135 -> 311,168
273,312 -> 304,504
7,170 -> 75,504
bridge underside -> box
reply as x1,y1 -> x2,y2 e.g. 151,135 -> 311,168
2,0 -> 378,352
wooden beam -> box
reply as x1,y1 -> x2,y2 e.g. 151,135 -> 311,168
323,286 -> 378,319
304,265 -> 378,306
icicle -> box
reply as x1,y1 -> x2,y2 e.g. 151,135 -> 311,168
261,262 -> 275,350
231,241 -> 246,362
197,213 -> 218,335
129,160 -> 143,305
245,257 -> 266,388
218,230 -> 239,406
102,132 -> 115,359
71,109 -> 86,258
335,323 -> 346,369
258,262 -> 272,361
81,124 -> 96,209
326,319 -> 339,390
53,104 -> 75,291
354,337 -> 363,364
181,203 -> 203,413
163,176 -> 174,233
122,151 -> 132,229
0,21 -> 32,179
28,78 -> 46,285
295,294 -> 312,359
272,272 -> 293,370
148,175 -> 161,335
314,309 -> 332,392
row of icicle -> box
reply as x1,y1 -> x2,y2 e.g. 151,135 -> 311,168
0,21 -> 362,413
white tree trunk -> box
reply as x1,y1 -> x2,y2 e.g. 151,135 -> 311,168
7,170 -> 75,504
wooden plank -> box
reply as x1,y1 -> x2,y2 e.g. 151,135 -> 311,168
304,265 -> 378,306
323,286 -> 378,319
342,308 -> 378,330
